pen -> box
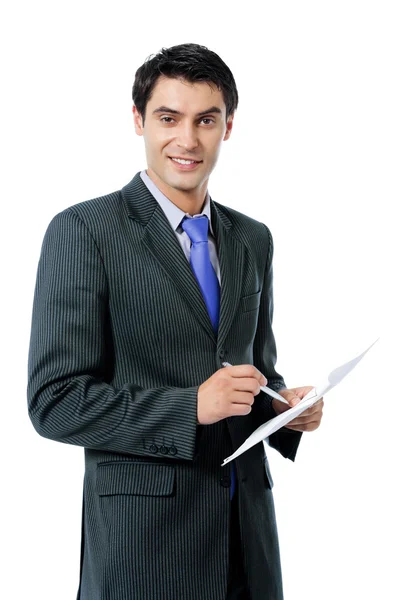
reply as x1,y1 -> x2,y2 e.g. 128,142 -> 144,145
222,361 -> 289,405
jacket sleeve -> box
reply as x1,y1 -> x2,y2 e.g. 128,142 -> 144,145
27,209 -> 200,461
252,225 -> 302,461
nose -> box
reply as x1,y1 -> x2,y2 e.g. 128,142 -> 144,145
176,123 -> 199,151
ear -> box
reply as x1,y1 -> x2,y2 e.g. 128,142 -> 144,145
223,112 -> 234,141
132,105 -> 144,136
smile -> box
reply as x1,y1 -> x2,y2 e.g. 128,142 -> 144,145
168,157 -> 202,170
170,157 -> 201,164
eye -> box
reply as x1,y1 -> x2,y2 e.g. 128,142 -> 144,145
160,116 -> 175,123
200,118 -> 214,125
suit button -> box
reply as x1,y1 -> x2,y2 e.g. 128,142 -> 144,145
159,445 -> 168,455
218,349 -> 226,359
220,476 -> 231,488
169,446 -> 177,455
149,444 -> 158,453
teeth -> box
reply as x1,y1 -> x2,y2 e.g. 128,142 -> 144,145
171,158 -> 197,165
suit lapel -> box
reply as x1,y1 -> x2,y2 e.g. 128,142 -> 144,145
142,205 -> 217,343
122,173 -> 245,347
210,201 -> 245,348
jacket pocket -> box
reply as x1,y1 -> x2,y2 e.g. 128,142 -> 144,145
96,462 -> 176,497
263,456 -> 274,489
239,290 -> 261,312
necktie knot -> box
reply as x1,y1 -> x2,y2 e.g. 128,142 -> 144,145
181,215 -> 209,244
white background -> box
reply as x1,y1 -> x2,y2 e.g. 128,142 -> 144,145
1,1 -> 399,598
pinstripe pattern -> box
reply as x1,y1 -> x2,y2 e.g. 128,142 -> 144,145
27,172 -> 302,600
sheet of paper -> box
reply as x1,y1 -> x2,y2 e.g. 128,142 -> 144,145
221,339 -> 379,466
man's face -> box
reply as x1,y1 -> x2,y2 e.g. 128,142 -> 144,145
133,76 -> 233,196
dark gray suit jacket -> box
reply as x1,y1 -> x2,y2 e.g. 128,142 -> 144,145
27,172 -> 302,600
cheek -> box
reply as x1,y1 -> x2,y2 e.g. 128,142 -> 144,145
144,129 -> 171,154
207,141 -> 222,165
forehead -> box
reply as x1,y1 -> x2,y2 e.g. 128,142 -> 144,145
148,76 -> 226,116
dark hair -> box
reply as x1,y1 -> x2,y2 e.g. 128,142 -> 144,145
132,43 -> 239,124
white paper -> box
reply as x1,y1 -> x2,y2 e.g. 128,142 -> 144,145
221,339 -> 379,466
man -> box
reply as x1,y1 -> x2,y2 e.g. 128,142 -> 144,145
27,43 -> 323,600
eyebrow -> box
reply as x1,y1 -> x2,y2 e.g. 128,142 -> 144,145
152,105 -> 223,117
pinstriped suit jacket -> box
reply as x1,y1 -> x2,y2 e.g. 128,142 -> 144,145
27,172 -> 302,600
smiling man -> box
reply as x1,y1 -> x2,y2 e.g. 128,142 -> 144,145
27,43 -> 323,600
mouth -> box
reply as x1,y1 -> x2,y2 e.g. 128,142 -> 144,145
168,156 -> 203,171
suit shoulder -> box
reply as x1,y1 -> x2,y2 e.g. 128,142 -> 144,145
213,200 -> 273,247
61,190 -> 121,221
44,189 -> 124,240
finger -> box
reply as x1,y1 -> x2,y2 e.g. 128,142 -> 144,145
287,415 -> 317,426
288,406 -> 323,423
297,402 -> 324,418
286,416 -> 306,426
285,420 -> 321,432
280,390 -> 302,407
230,401 -> 253,417
231,391 -> 256,406
225,364 -> 267,386
231,377 -> 262,395
289,386 -> 314,399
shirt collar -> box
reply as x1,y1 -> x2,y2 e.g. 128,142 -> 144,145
140,169 -> 214,235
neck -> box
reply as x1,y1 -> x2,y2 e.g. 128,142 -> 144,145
146,168 -> 208,215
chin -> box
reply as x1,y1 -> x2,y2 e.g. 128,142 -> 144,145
167,174 -> 201,191
169,181 -> 197,192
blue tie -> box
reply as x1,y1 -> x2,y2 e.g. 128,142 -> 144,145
181,214 -> 236,500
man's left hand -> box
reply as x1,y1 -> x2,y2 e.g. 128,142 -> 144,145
272,386 -> 324,432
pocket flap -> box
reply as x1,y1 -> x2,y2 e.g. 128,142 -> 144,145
239,290 -> 261,312
96,462 -> 175,497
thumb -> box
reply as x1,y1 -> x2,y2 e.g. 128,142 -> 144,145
281,390 -> 302,408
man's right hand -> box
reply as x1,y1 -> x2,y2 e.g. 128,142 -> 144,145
197,365 -> 267,425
